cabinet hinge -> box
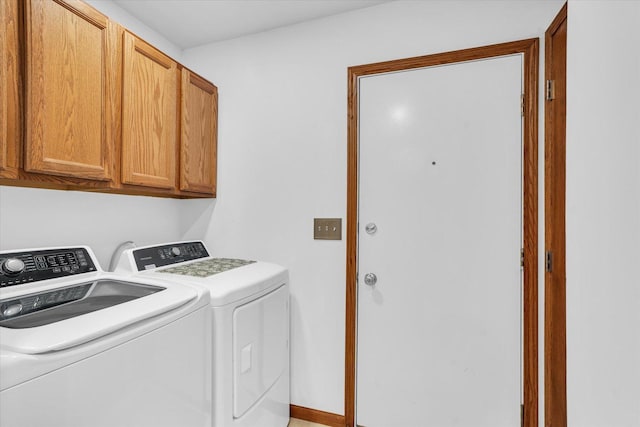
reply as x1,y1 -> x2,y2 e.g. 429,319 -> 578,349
521,404 -> 525,427
521,94 -> 525,117
546,79 -> 556,101
520,248 -> 525,268
546,250 -> 553,273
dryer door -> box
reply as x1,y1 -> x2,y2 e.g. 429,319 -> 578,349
232,284 -> 288,418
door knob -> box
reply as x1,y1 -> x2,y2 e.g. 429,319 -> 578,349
363,273 -> 377,286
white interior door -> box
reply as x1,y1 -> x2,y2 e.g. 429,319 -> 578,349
356,55 -> 523,427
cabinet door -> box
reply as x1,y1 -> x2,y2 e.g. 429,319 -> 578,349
24,0 -> 118,181
122,32 -> 178,190
0,0 -> 20,179
180,69 -> 217,195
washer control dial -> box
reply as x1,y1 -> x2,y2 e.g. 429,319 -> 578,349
1,258 -> 25,276
170,247 -> 181,257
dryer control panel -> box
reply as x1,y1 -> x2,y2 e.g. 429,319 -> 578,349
133,241 -> 209,271
0,248 -> 97,288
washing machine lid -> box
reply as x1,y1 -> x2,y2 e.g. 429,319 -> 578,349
115,241 -> 289,306
155,261 -> 288,306
0,279 -> 198,355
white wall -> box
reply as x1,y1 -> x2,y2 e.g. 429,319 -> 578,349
0,187 -> 179,268
566,2 -> 640,426
182,0 -> 563,416
0,0 -> 203,268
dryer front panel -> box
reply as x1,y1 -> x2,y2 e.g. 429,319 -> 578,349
232,284 -> 288,418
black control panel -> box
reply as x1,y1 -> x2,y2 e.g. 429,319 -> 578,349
0,283 -> 92,325
133,241 -> 209,271
0,248 -> 97,288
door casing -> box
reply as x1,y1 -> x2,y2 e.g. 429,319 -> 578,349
544,4 -> 568,427
345,38 -> 540,427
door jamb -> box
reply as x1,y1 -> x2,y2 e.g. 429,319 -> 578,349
345,38 -> 540,427
544,4 -> 568,427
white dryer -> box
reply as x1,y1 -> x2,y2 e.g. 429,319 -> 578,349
0,246 -> 212,427
116,241 -> 290,427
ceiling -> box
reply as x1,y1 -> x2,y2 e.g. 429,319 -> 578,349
112,0 -> 392,49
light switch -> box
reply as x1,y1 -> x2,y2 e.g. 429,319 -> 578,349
314,218 -> 342,240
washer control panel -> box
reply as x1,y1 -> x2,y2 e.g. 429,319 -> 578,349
0,248 -> 96,288
133,241 -> 209,271
0,283 -> 92,323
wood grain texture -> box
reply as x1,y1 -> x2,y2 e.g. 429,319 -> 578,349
290,405 -> 345,427
24,0 -> 115,181
0,174 -> 212,198
344,67 -> 359,427
0,172 -> 112,191
0,0 -> 211,199
346,39 -> 539,427
0,0 -> 21,179
179,68 -> 217,195
107,21 -> 123,189
522,37 -> 540,427
544,4 -> 568,427
121,31 -> 177,190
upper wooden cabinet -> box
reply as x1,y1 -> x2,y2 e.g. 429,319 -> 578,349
180,69 -> 218,195
121,31 -> 178,190
0,0 -> 21,179
1,0 -> 217,198
24,0 -> 119,181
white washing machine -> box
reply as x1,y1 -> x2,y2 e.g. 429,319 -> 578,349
115,241 -> 290,427
0,246 -> 212,427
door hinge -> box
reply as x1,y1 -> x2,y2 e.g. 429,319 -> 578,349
521,404 -> 525,427
521,94 -> 525,117
520,248 -> 525,267
546,250 -> 553,273
546,79 -> 556,101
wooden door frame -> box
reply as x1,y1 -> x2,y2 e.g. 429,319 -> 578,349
345,39 -> 539,427
544,4 -> 568,427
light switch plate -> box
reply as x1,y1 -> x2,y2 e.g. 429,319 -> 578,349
314,218 -> 342,240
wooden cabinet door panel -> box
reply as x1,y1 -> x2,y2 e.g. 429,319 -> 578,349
122,32 -> 177,190
25,0 -> 117,181
0,0 -> 20,179
180,69 -> 217,195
